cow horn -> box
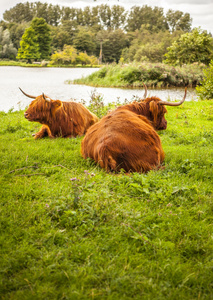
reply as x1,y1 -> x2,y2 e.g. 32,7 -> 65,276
19,87 -> 36,99
159,87 -> 187,106
42,93 -> 50,102
142,83 -> 147,99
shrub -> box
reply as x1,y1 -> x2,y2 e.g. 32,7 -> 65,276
196,60 -> 213,100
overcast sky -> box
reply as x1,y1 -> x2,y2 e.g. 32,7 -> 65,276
0,0 -> 212,34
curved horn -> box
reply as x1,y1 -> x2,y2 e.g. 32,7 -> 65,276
142,83 -> 147,99
159,87 -> 187,106
42,93 -> 50,102
19,87 -> 36,99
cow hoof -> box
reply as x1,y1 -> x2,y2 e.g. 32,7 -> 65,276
32,134 -> 35,136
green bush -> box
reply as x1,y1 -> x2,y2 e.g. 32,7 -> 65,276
196,60 -> 213,100
73,62 -> 205,88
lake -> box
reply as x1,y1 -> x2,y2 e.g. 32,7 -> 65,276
0,66 -> 198,112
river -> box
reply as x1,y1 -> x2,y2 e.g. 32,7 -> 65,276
0,66 -> 198,112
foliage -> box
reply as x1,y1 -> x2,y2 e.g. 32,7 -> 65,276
51,45 -> 77,65
164,28 -> 213,66
87,89 -> 110,118
196,60 -> 213,99
98,29 -> 128,63
121,28 -> 184,63
0,99 -> 213,299
73,63 -> 205,88
1,3 -> 212,64
126,5 -> 169,32
166,9 -> 192,33
17,17 -> 51,62
73,26 -> 96,55
16,26 -> 40,63
30,17 -> 52,59
50,45 -> 98,66
0,26 -> 17,59
7,22 -> 28,49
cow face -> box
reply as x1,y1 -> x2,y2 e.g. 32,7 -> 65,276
24,95 -> 62,124
149,100 -> 168,130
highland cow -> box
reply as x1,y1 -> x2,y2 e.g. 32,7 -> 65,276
81,88 -> 187,173
20,88 -> 99,139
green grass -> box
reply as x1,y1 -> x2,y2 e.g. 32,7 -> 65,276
0,99 -> 213,299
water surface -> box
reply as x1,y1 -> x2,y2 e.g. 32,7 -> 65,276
0,66 -> 197,112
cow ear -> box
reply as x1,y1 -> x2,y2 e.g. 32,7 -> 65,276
149,101 -> 158,126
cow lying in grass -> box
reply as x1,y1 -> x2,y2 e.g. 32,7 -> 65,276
20,88 -> 99,139
81,88 -> 187,173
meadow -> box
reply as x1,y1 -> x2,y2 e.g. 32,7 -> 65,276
0,97 -> 213,299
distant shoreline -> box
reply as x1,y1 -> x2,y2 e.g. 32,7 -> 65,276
0,60 -> 101,68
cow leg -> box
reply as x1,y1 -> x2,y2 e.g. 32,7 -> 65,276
33,125 -> 54,139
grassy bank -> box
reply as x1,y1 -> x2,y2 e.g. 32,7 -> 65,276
72,63 -> 205,88
0,99 -> 213,299
0,60 -> 100,68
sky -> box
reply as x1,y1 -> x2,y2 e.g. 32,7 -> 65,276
0,0 -> 213,34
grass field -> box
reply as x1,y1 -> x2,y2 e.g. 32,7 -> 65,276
0,98 -> 213,299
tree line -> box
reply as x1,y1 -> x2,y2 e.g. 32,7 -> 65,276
2,2 -> 192,31
0,2 -> 212,65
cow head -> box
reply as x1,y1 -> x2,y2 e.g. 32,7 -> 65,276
20,88 -> 63,124
146,87 -> 187,130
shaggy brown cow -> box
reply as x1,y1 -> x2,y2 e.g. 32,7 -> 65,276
81,88 -> 187,173
20,88 -> 99,139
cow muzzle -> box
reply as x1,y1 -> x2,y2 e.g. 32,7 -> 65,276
24,112 -> 29,119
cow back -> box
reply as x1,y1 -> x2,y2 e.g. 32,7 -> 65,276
81,109 -> 165,173
51,101 -> 99,137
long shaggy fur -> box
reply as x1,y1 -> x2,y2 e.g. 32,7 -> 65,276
118,97 -> 168,130
24,95 -> 99,139
81,99 -> 166,173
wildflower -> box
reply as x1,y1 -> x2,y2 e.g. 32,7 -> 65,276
45,204 -> 49,208
167,203 -> 172,207
70,177 -> 77,181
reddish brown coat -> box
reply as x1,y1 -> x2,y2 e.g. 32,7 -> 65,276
81,97 -> 167,173
118,96 -> 168,130
24,95 -> 99,139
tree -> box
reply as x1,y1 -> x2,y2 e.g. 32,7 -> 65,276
121,26 -> 183,63
17,27 -> 40,63
3,2 -> 33,23
50,25 -> 71,51
17,18 -> 51,62
73,26 -> 96,55
31,18 -> 52,59
99,4 -> 112,29
7,22 -> 28,49
97,29 -> 127,63
164,28 -> 213,66
0,27 -> 17,59
166,9 -> 192,32
46,4 -> 61,26
111,5 -> 127,30
126,5 -> 168,32
50,44 -> 98,65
